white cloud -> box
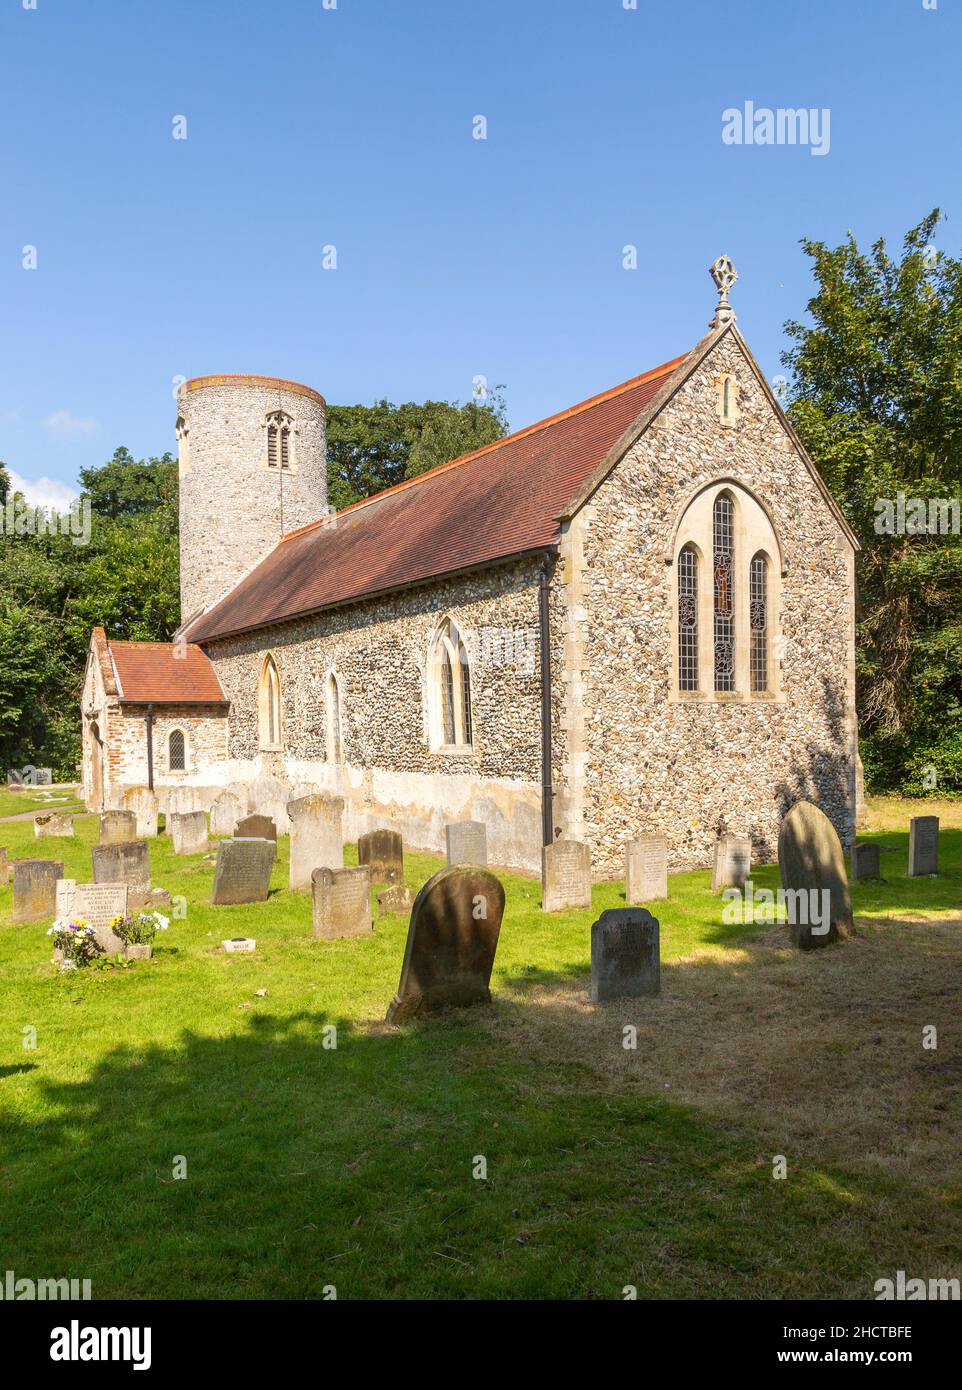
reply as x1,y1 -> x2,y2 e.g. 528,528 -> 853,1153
6,468 -> 80,512
41,409 -> 98,439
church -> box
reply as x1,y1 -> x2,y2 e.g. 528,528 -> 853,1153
80,260 -> 859,874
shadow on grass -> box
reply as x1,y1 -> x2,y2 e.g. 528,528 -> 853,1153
2,967 -> 953,1302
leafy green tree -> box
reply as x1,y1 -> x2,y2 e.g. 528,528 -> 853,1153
782,211 -> 962,793
326,391 -> 509,509
79,447 -> 178,527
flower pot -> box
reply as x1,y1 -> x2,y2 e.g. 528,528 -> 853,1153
123,943 -> 153,961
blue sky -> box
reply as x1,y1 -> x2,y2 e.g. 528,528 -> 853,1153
0,0 -> 957,505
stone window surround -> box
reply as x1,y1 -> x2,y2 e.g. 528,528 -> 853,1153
264,410 -> 298,474
715,371 -> 740,427
165,724 -> 191,775
427,615 -> 475,755
667,477 -> 785,703
258,652 -> 284,751
324,668 -> 344,764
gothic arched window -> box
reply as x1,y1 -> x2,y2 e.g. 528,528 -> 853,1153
266,412 -> 292,471
677,545 -> 699,691
713,493 -> 735,691
325,671 -> 343,763
750,552 -> 769,693
168,728 -> 186,772
259,654 -> 282,749
431,617 -> 473,749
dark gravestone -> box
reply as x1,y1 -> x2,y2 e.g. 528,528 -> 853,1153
377,883 -> 416,917
211,838 -> 275,906
908,816 -> 939,877
386,866 -> 505,1023
235,814 -> 277,844
358,829 -> 403,884
92,840 -> 151,891
590,908 -> 660,1003
12,859 -> 64,924
777,801 -> 853,950
444,820 -> 488,867
312,866 -> 372,940
100,810 -> 137,845
541,838 -> 592,912
851,842 -> 881,881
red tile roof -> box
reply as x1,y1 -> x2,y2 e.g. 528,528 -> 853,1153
186,352 -> 689,643
109,640 -> 228,705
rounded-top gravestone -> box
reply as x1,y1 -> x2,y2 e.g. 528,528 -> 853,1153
777,801 -> 853,950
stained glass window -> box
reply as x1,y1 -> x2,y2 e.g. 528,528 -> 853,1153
713,494 -> 735,691
678,545 -> 699,691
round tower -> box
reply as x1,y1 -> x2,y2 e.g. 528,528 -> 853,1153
176,374 -> 328,620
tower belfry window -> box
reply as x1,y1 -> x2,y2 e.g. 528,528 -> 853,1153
266,412 -> 293,471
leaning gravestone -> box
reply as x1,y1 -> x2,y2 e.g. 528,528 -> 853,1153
312,866 -> 372,940
908,816 -> 939,877
100,810 -> 137,845
358,829 -> 403,884
541,838 -> 591,912
12,859 -> 63,924
211,838 -> 275,906
170,811 -> 208,856
56,879 -> 128,954
289,794 -> 344,891
590,908 -> 660,1002
711,834 -> 752,891
34,813 -> 74,839
236,814 -> 276,843
852,842 -> 881,881
377,883 -> 416,916
445,820 -> 487,867
777,801 -> 853,950
92,840 -> 150,892
625,835 -> 668,903
210,792 -> 243,838
123,787 -> 159,838
386,865 -> 505,1023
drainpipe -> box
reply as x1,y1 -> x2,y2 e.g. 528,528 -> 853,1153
539,551 -> 556,847
146,703 -> 154,792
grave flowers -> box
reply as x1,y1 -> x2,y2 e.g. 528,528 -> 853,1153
47,918 -> 100,970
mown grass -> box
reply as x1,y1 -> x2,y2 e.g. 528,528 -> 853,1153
0,811 -> 959,1300
0,788 -> 85,820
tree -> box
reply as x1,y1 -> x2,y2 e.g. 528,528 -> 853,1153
782,211 -> 962,793
79,447 -> 179,527
326,391 -> 509,510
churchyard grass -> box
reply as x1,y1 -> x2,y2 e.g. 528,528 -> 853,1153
0,788 -> 85,820
0,808 -> 959,1299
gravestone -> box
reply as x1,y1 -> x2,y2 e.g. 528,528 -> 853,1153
92,840 -> 150,892
377,883 -> 416,916
12,859 -> 63,924
0,846 -> 8,883
210,792 -> 243,838
211,838 -> 275,906
541,838 -> 592,912
170,811 -> 208,856
236,813 -> 276,843
311,865 -> 372,940
777,801 -> 853,950
625,835 -> 668,903
223,938 -> 256,953
34,813 -> 74,839
56,879 -> 128,954
32,768 -> 53,786
908,816 -> 939,877
358,829 -> 403,884
224,783 -> 251,817
165,786 -> 197,819
289,794 -> 344,892
711,834 -> 752,891
123,787 -> 159,838
100,810 -> 137,845
590,908 -> 660,1002
851,842 -> 881,881
6,770 -> 23,787
263,799 -> 291,837
445,820 -> 488,867
386,865 -> 505,1023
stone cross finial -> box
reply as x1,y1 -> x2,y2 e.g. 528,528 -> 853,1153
709,254 -> 738,327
